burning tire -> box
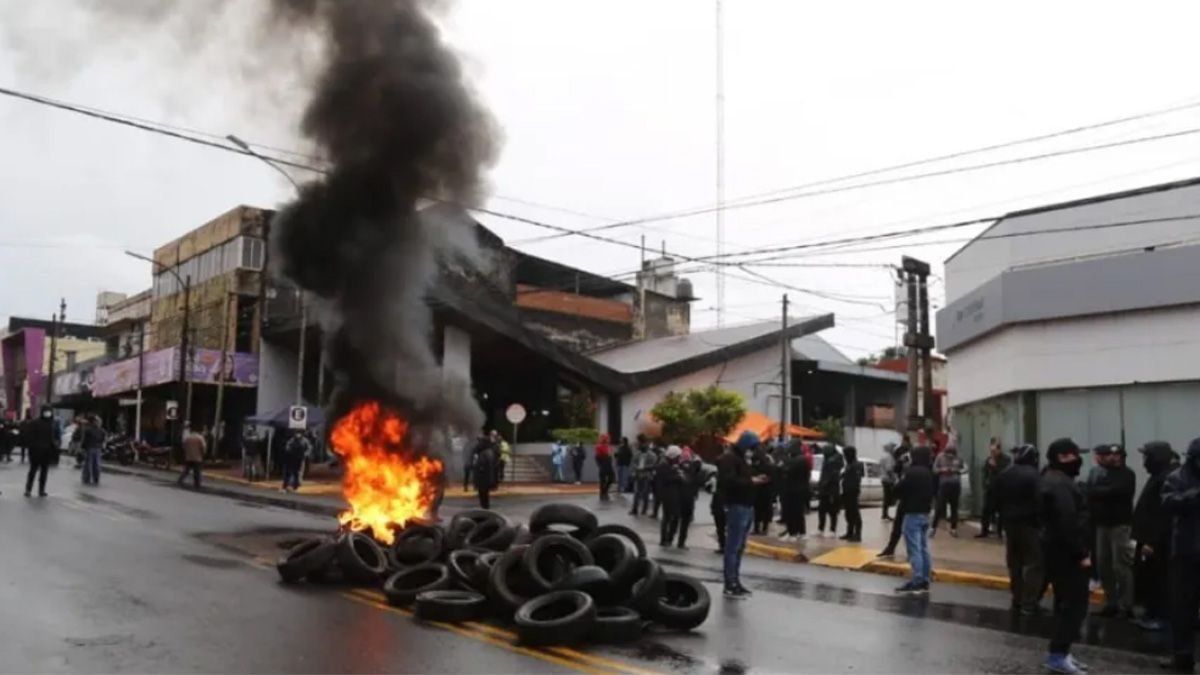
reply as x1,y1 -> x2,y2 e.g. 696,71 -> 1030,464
622,559 -> 666,614
586,534 -> 638,590
648,573 -> 710,631
587,524 -> 647,559
515,591 -> 596,646
529,503 -> 598,539
447,549 -> 483,591
464,519 -> 517,551
338,532 -> 389,584
392,524 -> 445,566
551,564 -> 613,604
522,534 -> 594,592
414,590 -> 487,623
277,536 -> 338,584
487,545 -> 534,617
590,606 -> 643,644
384,563 -> 452,607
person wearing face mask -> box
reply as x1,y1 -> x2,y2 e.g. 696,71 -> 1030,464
1132,441 -> 1177,632
994,443 -> 1045,615
1160,437 -> 1200,673
816,445 -> 844,536
1087,443 -> 1137,620
1039,438 -> 1092,675
717,431 -> 769,599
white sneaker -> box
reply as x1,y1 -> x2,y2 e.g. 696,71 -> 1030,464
797,534 -> 807,541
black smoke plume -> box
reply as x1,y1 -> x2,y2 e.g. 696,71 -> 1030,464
268,0 -> 497,436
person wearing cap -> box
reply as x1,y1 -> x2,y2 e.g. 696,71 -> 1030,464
1161,437 -> 1200,673
718,430 -> 768,598
655,445 -> 686,547
1132,441 -> 1177,632
1039,438 -> 1091,675
994,443 -> 1045,614
1086,443 -> 1137,619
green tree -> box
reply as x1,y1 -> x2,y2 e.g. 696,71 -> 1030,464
550,427 -> 599,445
814,416 -> 844,445
651,385 -> 747,445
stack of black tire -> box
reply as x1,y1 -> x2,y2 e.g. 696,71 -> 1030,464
276,503 -> 710,645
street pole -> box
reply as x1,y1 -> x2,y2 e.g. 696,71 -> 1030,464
179,275 -> 192,445
45,298 -> 65,409
212,291 -> 234,457
779,293 -> 789,440
917,271 -> 935,433
296,292 -> 306,405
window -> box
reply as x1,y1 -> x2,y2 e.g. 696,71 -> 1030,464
152,236 -> 267,299
241,237 -> 265,270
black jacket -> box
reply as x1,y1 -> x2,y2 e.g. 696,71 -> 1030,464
1040,468 -> 1090,562
982,452 -> 1012,489
818,450 -> 844,498
1086,464 -> 1136,527
782,452 -> 811,495
23,416 -> 56,460
894,447 -> 935,514
615,442 -> 633,467
841,447 -> 863,498
473,448 -> 496,491
716,449 -> 755,506
654,462 -> 685,508
1162,439 -> 1200,559
1133,442 -> 1176,549
993,463 -> 1041,525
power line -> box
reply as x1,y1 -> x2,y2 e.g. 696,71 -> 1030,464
517,94 -> 1200,244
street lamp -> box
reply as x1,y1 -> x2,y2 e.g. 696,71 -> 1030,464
126,250 -> 191,449
227,133 -> 308,409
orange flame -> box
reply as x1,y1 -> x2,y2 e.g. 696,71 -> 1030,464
330,401 -> 443,545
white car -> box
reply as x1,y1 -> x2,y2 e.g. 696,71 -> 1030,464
810,451 -> 885,505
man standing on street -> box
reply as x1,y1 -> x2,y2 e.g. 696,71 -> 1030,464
282,430 -> 312,492
780,441 -> 811,541
23,407 -> 57,497
879,441 -> 913,558
816,444 -> 843,536
718,431 -> 768,598
893,446 -> 934,594
840,445 -> 864,542
630,440 -> 656,516
595,433 -> 615,501
1040,438 -> 1091,675
1132,441 -> 1176,632
1160,437 -> 1200,673
656,445 -> 685,547
472,438 -> 497,509
879,443 -> 898,521
994,443 -> 1044,614
1087,443 -> 1136,619
570,441 -> 586,485
932,444 -> 965,537
80,414 -> 105,486
616,436 -> 633,493
977,437 -> 1011,539
177,425 -> 206,489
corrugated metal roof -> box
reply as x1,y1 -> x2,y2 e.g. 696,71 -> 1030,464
589,320 -> 784,373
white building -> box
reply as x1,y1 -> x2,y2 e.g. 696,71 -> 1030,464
937,176 -> 1200,502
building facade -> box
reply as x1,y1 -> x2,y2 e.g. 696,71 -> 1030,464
937,176 -> 1200,509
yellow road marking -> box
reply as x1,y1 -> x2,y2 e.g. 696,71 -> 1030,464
342,590 -> 616,674
347,589 -> 660,675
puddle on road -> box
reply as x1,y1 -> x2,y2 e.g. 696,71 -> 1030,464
75,492 -> 159,520
181,553 -> 243,569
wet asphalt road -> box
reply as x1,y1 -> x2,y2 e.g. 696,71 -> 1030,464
0,462 -> 1168,673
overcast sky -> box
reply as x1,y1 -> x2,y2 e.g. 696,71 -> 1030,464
3,1 -> 1200,358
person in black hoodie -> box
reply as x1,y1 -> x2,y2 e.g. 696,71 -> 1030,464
751,448 -> 776,535
718,431 -> 768,598
780,441 -> 811,541
616,437 -> 634,493
22,407 -> 57,497
840,446 -> 864,542
1161,437 -> 1200,673
994,443 -> 1044,614
1087,443 -> 1137,619
893,445 -> 935,593
1039,438 -> 1091,675
677,454 -> 703,549
879,442 -> 912,558
656,446 -> 686,547
1132,441 -> 1177,632
817,445 -> 844,536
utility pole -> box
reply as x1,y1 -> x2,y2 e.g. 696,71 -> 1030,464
46,297 -> 65,409
714,0 -> 727,327
779,293 -> 789,437
135,321 -> 145,453
900,256 -> 933,439
178,274 -> 192,441
212,291 -> 234,457
634,235 -> 647,340
296,291 -> 307,405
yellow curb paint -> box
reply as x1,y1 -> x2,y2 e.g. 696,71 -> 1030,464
808,546 -> 878,570
744,541 -> 806,562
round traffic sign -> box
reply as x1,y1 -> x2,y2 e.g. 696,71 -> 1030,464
505,403 -> 527,425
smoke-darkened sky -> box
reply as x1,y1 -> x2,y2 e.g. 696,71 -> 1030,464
3,1 -> 1200,358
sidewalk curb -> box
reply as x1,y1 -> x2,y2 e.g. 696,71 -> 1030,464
103,464 -> 342,518
862,559 -> 1011,591
745,541 -> 808,563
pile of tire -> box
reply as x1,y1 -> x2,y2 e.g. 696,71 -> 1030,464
276,503 -> 710,645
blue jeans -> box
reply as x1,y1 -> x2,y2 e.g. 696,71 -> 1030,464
617,465 -> 631,492
723,504 -> 754,590
552,463 -> 565,482
82,447 -> 101,484
903,512 -> 932,585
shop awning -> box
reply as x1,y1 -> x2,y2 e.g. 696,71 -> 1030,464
724,410 -> 825,443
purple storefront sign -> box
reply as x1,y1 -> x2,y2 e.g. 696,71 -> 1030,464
92,348 -> 258,397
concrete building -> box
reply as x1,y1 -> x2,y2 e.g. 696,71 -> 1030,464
937,176 -> 1200,507
2,317 -> 106,418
